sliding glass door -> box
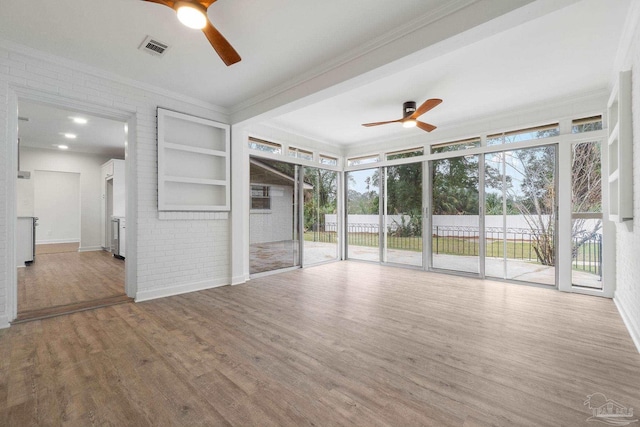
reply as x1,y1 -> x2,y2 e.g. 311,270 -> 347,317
249,158 -> 300,274
431,154 -> 480,274
484,145 -> 557,285
303,167 -> 339,265
384,162 -> 423,267
346,168 -> 380,262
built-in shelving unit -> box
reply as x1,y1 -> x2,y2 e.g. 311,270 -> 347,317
157,108 -> 230,211
607,70 -> 633,222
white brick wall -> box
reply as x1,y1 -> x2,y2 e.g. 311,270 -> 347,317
614,14 -> 640,352
0,43 -> 231,324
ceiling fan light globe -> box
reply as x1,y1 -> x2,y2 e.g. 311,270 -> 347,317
176,4 -> 207,29
402,119 -> 417,128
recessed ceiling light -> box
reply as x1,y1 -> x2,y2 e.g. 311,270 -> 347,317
57,145 -> 69,150
71,117 -> 88,124
64,133 -> 77,139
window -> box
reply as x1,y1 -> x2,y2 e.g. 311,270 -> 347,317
572,116 -> 603,133
487,123 -> 559,146
347,154 -> 379,167
251,185 -> 271,210
288,146 -> 314,161
248,137 -> 282,154
386,147 -> 424,160
319,154 -> 338,166
431,138 -> 480,154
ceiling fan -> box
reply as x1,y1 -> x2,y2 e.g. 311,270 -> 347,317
142,0 -> 241,66
362,99 -> 442,132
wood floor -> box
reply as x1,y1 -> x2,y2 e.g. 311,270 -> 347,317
2,261 -> 639,426
17,249 -> 126,317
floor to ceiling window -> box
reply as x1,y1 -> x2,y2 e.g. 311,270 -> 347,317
249,113 -> 608,295
484,145 -> 557,286
384,160 -> 423,267
303,167 -> 339,266
346,168 -> 380,262
249,157 -> 301,274
570,116 -> 604,289
431,151 -> 480,274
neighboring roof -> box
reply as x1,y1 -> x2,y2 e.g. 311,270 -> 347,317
250,159 -> 313,190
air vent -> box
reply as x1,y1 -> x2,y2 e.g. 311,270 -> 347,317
139,36 -> 170,57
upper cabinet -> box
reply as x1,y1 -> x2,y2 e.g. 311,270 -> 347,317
607,70 -> 633,223
157,108 -> 230,211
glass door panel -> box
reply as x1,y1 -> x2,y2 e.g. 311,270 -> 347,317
303,167 -> 339,265
431,154 -> 480,274
384,162 -> 423,267
571,141 -> 603,288
249,158 -> 300,274
485,146 -> 557,285
346,168 -> 380,262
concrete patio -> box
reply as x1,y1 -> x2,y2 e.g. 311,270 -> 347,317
251,241 -> 602,289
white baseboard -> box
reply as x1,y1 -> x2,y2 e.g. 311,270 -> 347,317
0,315 -> 10,329
614,294 -> 640,354
231,274 -> 250,285
78,246 -> 103,252
135,277 -> 230,302
36,239 -> 80,245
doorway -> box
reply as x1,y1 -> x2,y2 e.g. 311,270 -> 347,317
14,99 -> 130,321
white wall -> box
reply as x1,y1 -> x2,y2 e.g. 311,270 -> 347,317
0,42 -> 232,326
33,170 -> 80,244
613,3 -> 640,353
19,147 -> 109,249
249,185 -> 294,244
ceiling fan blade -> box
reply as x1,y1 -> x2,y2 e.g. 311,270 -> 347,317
202,19 -> 241,66
362,119 -> 402,127
142,0 -> 175,8
416,121 -> 437,132
411,98 -> 442,119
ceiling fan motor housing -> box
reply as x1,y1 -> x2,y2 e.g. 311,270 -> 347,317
403,101 -> 417,118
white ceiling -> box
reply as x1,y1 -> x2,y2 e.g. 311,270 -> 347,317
0,0 -> 632,151
18,100 -> 126,158
265,0 -> 631,146
0,0 -> 462,108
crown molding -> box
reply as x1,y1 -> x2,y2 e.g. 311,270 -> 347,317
0,38 -> 230,117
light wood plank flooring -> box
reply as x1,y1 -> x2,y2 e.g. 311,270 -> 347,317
17,250 -> 126,317
2,261 -> 639,426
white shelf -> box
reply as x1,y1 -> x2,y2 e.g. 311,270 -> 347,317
157,108 -> 230,212
164,142 -> 227,157
607,70 -> 633,223
163,176 -> 227,186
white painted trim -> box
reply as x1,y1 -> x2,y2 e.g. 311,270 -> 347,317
36,239 -> 80,245
135,277 -> 230,302
614,296 -> 640,354
0,315 -> 9,329
6,89 -> 19,323
78,246 -> 103,252
0,39 -> 229,117
5,88 -> 139,325
231,274 -> 250,286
